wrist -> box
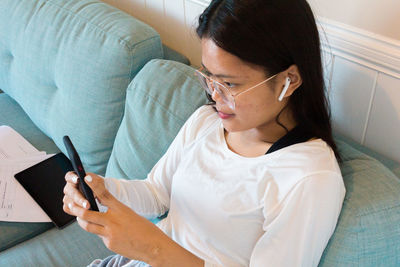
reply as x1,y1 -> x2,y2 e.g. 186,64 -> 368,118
147,232 -> 204,267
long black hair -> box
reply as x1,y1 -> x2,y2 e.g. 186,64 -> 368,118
196,0 -> 341,161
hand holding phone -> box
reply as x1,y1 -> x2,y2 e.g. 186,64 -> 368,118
63,135 -> 99,211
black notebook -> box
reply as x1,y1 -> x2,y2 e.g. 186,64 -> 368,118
14,152 -> 75,228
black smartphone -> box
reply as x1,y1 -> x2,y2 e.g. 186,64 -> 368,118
63,135 -> 99,211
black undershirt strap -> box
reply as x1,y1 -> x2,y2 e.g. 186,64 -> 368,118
266,124 -> 315,154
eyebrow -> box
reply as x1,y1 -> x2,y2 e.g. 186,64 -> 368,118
201,63 -> 238,79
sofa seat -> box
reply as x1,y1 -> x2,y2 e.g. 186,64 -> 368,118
0,221 -> 110,266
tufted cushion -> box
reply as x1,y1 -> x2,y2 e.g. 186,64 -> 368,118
0,94 -> 60,154
106,59 -> 208,180
319,139 -> 400,266
0,0 -> 163,175
334,134 -> 400,179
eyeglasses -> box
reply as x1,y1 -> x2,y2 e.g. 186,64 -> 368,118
195,68 -> 277,110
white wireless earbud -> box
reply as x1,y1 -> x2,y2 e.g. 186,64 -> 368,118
278,77 -> 291,102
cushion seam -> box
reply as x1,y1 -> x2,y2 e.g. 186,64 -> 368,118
131,62 -> 199,121
42,0 -> 159,51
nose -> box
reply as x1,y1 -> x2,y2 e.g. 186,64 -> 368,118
211,89 -> 223,103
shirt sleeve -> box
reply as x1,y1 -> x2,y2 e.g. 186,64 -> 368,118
249,171 -> 346,267
104,105 -> 217,219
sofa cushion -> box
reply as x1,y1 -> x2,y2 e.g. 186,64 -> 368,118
334,133 -> 400,179
0,222 -> 111,266
319,139 -> 400,266
106,59 -> 208,180
0,0 -> 163,175
0,94 -> 60,154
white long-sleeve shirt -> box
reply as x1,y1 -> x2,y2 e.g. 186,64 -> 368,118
105,105 -> 346,267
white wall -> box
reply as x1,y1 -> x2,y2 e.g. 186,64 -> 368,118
103,0 -> 400,66
308,0 -> 400,41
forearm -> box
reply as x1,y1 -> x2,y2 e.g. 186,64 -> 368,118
140,220 -> 204,267
105,177 -> 168,218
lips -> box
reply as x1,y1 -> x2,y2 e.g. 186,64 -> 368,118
217,110 -> 234,119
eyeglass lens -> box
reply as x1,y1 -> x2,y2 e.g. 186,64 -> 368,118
195,71 -> 235,109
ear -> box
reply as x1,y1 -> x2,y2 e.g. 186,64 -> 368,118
278,64 -> 302,100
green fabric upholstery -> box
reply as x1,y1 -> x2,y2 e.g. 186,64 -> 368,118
319,139 -> 400,266
0,222 -> 111,266
0,0 -> 163,175
334,134 -> 400,179
0,94 -> 60,154
105,59 -> 208,180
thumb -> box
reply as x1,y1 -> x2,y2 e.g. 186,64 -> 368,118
84,173 -> 117,208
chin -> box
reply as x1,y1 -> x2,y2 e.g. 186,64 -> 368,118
222,121 -> 245,133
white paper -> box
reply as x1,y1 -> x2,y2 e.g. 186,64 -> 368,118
0,126 -> 53,222
0,126 -> 41,160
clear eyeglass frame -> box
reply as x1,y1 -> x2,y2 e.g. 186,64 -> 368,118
195,68 -> 278,110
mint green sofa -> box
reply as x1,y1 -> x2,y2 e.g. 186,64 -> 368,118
1,0 -> 399,266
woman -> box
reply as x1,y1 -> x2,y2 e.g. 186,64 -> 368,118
63,0 -> 345,266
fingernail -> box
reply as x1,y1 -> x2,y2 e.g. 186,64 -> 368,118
85,175 -> 92,183
72,176 -> 78,183
68,203 -> 73,210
